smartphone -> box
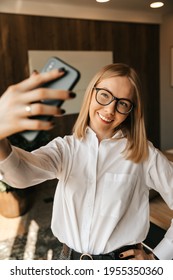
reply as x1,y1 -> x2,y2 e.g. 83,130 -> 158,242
20,57 -> 80,142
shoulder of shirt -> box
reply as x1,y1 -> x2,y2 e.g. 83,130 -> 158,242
146,140 -> 170,166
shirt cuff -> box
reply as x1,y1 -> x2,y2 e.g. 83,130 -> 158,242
153,237 -> 173,260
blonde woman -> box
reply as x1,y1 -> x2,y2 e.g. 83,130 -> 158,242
0,64 -> 173,260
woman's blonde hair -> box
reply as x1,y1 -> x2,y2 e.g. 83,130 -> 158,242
73,63 -> 149,163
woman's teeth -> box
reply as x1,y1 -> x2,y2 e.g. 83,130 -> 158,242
99,113 -> 112,123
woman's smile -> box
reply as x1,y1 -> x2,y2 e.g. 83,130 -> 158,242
98,112 -> 114,123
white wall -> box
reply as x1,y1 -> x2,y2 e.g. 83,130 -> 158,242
160,14 -> 173,150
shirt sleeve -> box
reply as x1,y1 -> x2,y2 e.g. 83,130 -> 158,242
0,137 -> 64,188
153,219 -> 173,260
145,145 -> 173,209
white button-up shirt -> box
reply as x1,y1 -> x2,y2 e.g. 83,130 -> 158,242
0,128 -> 173,258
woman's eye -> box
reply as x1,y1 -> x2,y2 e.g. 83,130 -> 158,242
119,101 -> 128,107
101,92 -> 109,99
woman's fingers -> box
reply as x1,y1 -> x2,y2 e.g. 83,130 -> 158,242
0,70 -> 76,138
22,88 -> 74,104
11,68 -> 65,92
19,118 -> 55,132
119,247 -> 155,260
23,102 -> 65,118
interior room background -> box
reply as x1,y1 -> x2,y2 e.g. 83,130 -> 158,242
0,13 -> 160,148
0,10 -> 173,150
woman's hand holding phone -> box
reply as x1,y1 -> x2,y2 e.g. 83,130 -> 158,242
20,57 -> 80,141
0,68 -> 76,141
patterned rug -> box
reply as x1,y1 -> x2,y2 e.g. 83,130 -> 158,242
0,182 -> 63,260
0,226 -> 62,260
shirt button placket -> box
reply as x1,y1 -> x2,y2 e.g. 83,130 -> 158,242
83,139 -> 98,252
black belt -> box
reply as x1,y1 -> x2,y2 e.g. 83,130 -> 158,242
71,244 -> 138,260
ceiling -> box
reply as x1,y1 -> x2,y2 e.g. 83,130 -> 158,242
23,0 -> 173,16
0,0 -> 172,24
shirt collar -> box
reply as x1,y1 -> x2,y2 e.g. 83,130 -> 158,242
85,126 -> 125,140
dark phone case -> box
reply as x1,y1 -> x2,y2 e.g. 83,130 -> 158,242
20,57 -> 80,142
40,56 -> 80,107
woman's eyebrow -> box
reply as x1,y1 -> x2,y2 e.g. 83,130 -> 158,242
97,87 -> 113,94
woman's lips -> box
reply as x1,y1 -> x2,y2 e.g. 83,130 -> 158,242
98,113 -> 113,123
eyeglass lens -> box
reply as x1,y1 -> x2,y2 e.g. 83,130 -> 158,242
96,89 -> 133,114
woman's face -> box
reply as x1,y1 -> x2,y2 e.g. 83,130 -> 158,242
89,76 -> 134,141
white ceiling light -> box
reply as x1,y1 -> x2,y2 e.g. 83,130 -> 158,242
96,0 -> 110,3
150,2 -> 164,8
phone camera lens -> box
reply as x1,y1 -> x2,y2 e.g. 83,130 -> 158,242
46,61 -> 55,72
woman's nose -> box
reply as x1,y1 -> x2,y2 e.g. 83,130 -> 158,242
104,100 -> 116,114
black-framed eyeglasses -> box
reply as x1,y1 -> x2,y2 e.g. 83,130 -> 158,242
94,87 -> 134,115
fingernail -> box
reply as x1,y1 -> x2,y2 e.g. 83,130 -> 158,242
50,121 -> 56,127
119,253 -> 123,258
61,109 -> 66,114
59,67 -> 66,72
69,92 -> 76,98
32,69 -> 38,74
